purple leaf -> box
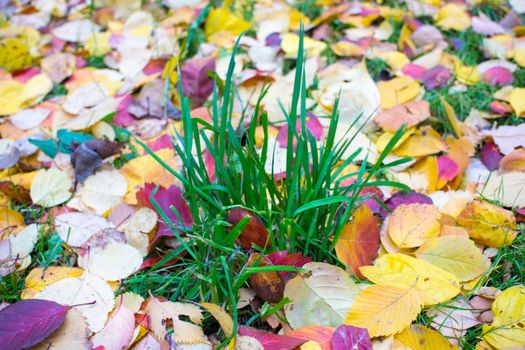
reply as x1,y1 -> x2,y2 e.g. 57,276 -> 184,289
180,57 -> 216,108
331,325 -> 372,350
379,191 -> 433,217
421,65 -> 451,90
0,299 -> 69,350
238,326 -> 305,350
480,142 -> 503,171
136,183 -> 194,240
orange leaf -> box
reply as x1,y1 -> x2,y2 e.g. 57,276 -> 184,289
335,206 -> 380,278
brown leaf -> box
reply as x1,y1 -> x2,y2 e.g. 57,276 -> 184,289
227,208 -> 270,250
248,254 -> 285,303
0,181 -> 31,204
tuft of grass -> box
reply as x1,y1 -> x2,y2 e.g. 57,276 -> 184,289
447,29 -> 485,66
129,28 -> 407,339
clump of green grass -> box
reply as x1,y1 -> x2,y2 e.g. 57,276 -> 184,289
127,30 -> 406,339
446,29 -> 485,66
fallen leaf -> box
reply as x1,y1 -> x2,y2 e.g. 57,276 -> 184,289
499,148 -> 525,173
284,262 -> 360,329
287,326 -> 335,350
81,170 -> 127,215
201,302 -> 233,337
387,203 -> 441,248
335,205 -> 380,278
118,207 -> 157,256
360,253 -> 461,305
35,273 -> 115,333
0,299 -> 69,349
237,326 -> 305,350
483,285 -> 525,349
181,57 -> 216,107
91,304 -> 135,350
457,200 -> 518,247
22,267 -> 84,299
248,254 -> 285,303
482,123 -> 525,155
345,284 -> 424,337
33,309 -> 91,350
394,324 -> 456,350
30,168 -> 73,208
331,324 -> 372,350
415,236 -> 488,282
146,295 -> 208,344
427,299 -> 480,339
393,127 -> 447,158
377,76 -> 420,110
227,208 -> 270,250
479,172 -> 525,208
55,212 -> 112,247
374,100 -> 430,132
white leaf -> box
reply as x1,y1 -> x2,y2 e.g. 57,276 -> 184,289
81,170 -> 127,215
52,19 -> 100,42
78,241 -> 142,281
55,212 -> 113,247
64,97 -> 120,131
10,108 -> 50,130
30,168 -> 73,207
35,273 -> 115,333
482,123 -> 525,155
92,305 -> 135,350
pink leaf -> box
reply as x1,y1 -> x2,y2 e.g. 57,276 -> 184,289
136,183 -> 194,239
91,304 -> 135,350
490,100 -> 513,115
180,57 -> 216,107
238,326 -> 305,350
331,325 -> 372,350
482,67 -> 513,86
0,299 -> 69,350
437,155 -> 460,182
480,142 -> 503,171
114,95 -> 135,127
277,114 -> 323,149
402,63 -> 427,80
288,325 -> 335,350
146,134 -> 173,152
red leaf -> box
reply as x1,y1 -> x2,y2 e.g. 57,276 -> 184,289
266,250 -> 312,282
0,299 -> 69,350
238,326 -> 305,350
227,208 -> 270,249
331,325 -> 372,350
136,183 -> 194,240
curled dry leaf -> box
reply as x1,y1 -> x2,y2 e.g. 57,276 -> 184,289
345,284 -> 425,337
248,254 -> 285,303
335,205 -> 380,279
284,262 -> 360,329
360,253 -> 461,306
146,295 -> 208,345
457,200 -> 518,248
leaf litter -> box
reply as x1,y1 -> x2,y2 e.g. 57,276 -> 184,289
0,0 -> 524,349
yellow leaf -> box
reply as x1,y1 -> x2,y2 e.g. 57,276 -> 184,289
394,325 -> 457,349
281,33 -> 327,58
0,207 -> 25,236
360,253 -> 461,305
201,302 -> 234,337
0,38 -> 33,72
455,63 -> 480,85
378,76 -> 420,109
457,200 -> 518,248
514,47 -> 525,67
387,203 -> 441,248
85,32 -> 112,57
284,262 -> 360,329
0,79 -> 24,116
483,285 -> 525,349
479,172 -> 525,208
375,129 -> 413,153
381,51 -> 410,71
21,267 -> 84,299
30,168 -> 73,208
300,341 -> 322,350
436,3 -> 471,31
345,284 -> 424,337
205,8 -> 251,45
121,149 -> 178,204
33,309 -> 91,350
440,97 -> 462,137
509,87 -> 525,117
19,73 -> 53,109
411,156 -> 439,193
393,127 -> 447,158
415,236 -> 488,282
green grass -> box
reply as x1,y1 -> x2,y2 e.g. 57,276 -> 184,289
125,29 -> 408,342
446,29 -> 485,66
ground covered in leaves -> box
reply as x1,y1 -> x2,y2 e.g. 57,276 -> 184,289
1,0 -> 525,349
